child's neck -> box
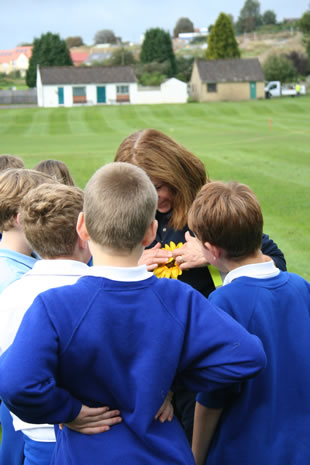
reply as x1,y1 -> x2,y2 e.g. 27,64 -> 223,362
90,242 -> 143,268
0,230 -> 33,256
221,250 -> 271,273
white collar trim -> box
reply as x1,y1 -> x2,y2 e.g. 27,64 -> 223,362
85,264 -> 152,282
27,259 -> 89,276
223,260 -> 280,286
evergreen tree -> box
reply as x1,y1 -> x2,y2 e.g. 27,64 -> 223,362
206,13 -> 240,60
140,28 -> 177,76
26,32 -> 72,88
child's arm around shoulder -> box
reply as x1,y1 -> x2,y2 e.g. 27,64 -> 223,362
0,292 -> 82,425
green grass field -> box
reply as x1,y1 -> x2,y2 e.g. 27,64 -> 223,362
0,97 -> 309,280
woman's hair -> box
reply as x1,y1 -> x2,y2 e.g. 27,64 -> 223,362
114,129 -> 208,230
33,159 -> 75,186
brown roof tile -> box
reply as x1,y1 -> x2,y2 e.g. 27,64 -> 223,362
196,58 -> 264,83
39,65 -> 136,84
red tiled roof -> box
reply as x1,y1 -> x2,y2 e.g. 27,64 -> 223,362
0,46 -> 32,64
70,51 -> 89,66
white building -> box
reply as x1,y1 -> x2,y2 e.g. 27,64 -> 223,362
36,66 -> 188,107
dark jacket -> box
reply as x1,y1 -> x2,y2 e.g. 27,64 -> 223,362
147,210 -> 286,299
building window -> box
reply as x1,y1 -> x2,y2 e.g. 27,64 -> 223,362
72,86 -> 86,104
116,85 -> 130,102
207,83 -> 217,93
116,85 -> 129,94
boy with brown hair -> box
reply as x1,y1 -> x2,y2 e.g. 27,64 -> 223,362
0,164 -> 266,465
0,182 -> 122,465
189,181 -> 310,465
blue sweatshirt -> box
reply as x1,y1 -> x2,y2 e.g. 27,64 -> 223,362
0,273 -> 266,465
198,271 -> 310,465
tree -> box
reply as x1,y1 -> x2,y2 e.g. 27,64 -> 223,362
262,10 -> 277,25
263,54 -> 297,82
286,51 -> 309,76
66,36 -> 84,48
140,28 -> 177,76
26,32 -> 72,88
107,48 -> 136,66
236,0 -> 262,33
94,29 -> 117,45
173,17 -> 194,38
206,13 -> 240,60
299,11 -> 310,65
299,11 -> 310,34
176,56 -> 194,82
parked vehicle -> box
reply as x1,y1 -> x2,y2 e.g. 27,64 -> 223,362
264,81 -> 306,98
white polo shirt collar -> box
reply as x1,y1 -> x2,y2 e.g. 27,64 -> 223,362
85,264 -> 152,282
223,260 -> 280,286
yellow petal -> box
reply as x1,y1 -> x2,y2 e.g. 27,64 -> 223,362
171,267 -> 179,279
169,241 -> 177,250
176,242 -> 183,248
153,266 -> 165,277
163,269 -> 172,278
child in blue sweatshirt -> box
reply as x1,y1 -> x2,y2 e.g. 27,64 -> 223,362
189,181 -> 310,465
0,163 -> 266,465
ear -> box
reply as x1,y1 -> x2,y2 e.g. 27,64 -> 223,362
15,213 -> 23,230
142,219 -> 158,247
76,212 -> 89,242
203,242 -> 222,264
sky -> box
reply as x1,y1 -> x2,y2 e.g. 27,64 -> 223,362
1,0 -> 309,50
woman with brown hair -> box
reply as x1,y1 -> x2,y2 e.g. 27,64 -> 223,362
114,128 -> 286,443
115,128 -> 286,298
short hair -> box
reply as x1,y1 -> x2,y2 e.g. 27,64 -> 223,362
19,183 -> 84,258
33,159 -> 75,186
114,129 -> 208,230
84,162 -> 157,251
0,169 -> 56,231
188,181 -> 263,260
0,154 -> 24,171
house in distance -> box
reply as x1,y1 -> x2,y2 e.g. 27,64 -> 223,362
36,65 -> 188,107
190,58 -> 265,102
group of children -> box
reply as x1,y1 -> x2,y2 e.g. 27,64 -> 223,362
0,151 -> 309,465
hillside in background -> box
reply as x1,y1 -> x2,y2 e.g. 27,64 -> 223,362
175,29 -> 306,61
238,31 -> 305,63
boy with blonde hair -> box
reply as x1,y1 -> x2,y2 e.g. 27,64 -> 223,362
0,168 -> 56,465
0,182 -> 122,465
189,181 -> 310,465
0,169 -> 55,292
0,164 -> 266,465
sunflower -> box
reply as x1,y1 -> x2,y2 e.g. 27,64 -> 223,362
153,241 -> 183,279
